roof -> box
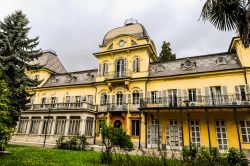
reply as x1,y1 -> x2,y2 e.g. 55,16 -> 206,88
30,51 -> 67,74
102,23 -> 149,45
42,70 -> 97,87
149,52 -> 242,77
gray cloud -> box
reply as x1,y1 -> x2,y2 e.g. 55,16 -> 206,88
0,0 -> 235,72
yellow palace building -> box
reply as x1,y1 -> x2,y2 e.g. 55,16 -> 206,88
11,19 -> 250,155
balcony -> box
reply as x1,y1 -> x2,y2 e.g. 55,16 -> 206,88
104,70 -> 132,80
141,94 -> 250,108
26,102 -> 96,112
98,103 -> 129,112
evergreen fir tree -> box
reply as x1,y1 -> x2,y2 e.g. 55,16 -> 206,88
158,41 -> 176,62
0,11 -> 42,126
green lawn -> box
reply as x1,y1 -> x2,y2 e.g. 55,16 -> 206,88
0,144 -> 102,166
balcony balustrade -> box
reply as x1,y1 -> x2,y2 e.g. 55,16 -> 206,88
26,102 -> 96,111
103,70 -> 132,80
141,94 -> 250,108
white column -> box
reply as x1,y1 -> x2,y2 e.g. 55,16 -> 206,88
38,116 -> 44,134
26,116 -> 32,134
64,115 -> 70,136
50,116 -> 56,135
80,115 -> 85,135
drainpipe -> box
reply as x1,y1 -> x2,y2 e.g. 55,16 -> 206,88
43,108 -> 51,148
244,67 -> 248,84
93,84 -> 97,145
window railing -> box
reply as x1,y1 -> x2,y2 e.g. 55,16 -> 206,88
141,94 -> 250,108
26,102 -> 96,111
98,103 -> 128,112
103,70 -> 132,80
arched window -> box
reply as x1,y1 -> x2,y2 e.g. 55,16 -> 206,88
100,92 -> 107,106
132,90 -> 140,104
102,63 -> 109,76
132,58 -> 140,72
116,91 -> 123,105
116,59 -> 126,78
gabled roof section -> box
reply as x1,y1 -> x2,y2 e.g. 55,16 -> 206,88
42,69 -> 97,88
149,52 -> 242,77
30,51 -> 67,74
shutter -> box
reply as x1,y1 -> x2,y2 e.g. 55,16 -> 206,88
235,85 -> 241,100
63,96 -> 65,103
221,86 -> 228,95
177,89 -> 182,106
147,92 -> 151,103
46,97 -> 49,104
132,59 -> 135,72
138,58 -> 140,72
246,84 -> 250,94
112,95 -> 115,104
139,93 -> 143,104
107,95 -> 110,104
204,87 -> 210,97
123,94 -> 126,104
158,91 -> 162,103
128,94 -> 131,104
197,88 -> 202,102
182,89 -> 188,101
100,95 -> 103,105
115,59 -> 118,74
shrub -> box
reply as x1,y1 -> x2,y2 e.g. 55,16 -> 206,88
56,135 -> 89,150
226,148 -> 249,166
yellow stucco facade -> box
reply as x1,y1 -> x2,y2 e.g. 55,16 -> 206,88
12,20 -> 250,154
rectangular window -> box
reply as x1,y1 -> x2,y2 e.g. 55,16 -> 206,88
29,117 -> 41,134
132,120 -> 140,136
68,117 -> 81,135
41,97 -> 47,109
55,117 -> 66,135
85,117 -> 94,136
190,120 -> 201,146
166,120 -> 182,150
215,120 -> 228,150
240,120 -> 250,142
42,117 -> 53,134
75,96 -> 81,107
17,118 -> 29,133
132,93 -> 140,104
51,97 -> 57,108
87,95 -> 93,104
151,91 -> 158,103
239,86 -> 247,101
168,90 -> 177,107
188,89 -> 197,102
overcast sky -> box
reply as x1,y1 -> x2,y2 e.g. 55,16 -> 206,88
0,0 -> 235,72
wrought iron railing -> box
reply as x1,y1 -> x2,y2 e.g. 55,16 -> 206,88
26,102 -> 96,111
103,70 -> 132,80
141,94 -> 250,108
98,103 -> 129,112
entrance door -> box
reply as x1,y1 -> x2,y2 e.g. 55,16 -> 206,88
147,120 -> 162,148
166,120 -> 183,150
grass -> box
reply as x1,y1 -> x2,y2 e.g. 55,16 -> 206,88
0,144 -> 102,166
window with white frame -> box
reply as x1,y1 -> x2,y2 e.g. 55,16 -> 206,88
116,59 -> 125,78
190,120 -> 201,146
100,92 -> 107,106
215,120 -> 228,150
41,97 -> 47,108
188,89 -> 197,102
65,96 -> 71,107
239,85 -> 247,100
116,91 -> 123,105
132,120 -> 140,136
75,96 -> 81,107
51,97 -> 57,108
240,120 -> 250,142
132,58 -> 140,72
85,117 -> 94,136
102,63 -> 109,76
29,117 -> 41,134
68,117 -> 81,135
132,90 -> 140,104
17,117 -> 29,133
54,117 -> 66,135
42,117 -> 53,134
151,91 -> 158,103
168,89 -> 177,107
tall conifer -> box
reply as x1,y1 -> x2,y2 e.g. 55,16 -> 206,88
158,41 -> 176,62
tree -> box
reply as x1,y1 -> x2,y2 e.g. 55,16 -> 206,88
0,11 -> 42,126
0,71 -> 13,151
157,41 -> 176,62
100,122 -> 133,164
201,0 -> 250,48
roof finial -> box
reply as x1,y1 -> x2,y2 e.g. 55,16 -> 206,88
124,18 -> 138,26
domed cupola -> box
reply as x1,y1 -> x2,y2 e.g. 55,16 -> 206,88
102,18 -> 150,46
